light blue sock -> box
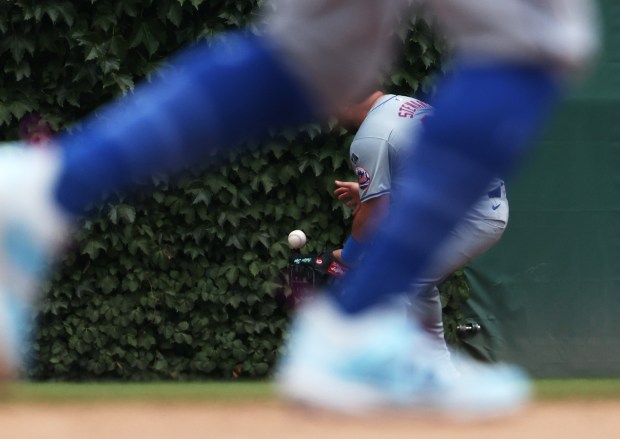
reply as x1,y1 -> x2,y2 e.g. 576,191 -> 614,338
54,33 -> 318,215
334,63 -> 561,314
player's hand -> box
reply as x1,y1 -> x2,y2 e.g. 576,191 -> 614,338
334,180 -> 361,216
332,249 -> 344,263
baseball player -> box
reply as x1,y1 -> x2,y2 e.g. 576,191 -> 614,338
0,0 -> 598,417
331,91 -> 509,370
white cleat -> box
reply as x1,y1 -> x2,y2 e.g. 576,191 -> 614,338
276,295 -> 531,419
0,143 -> 71,379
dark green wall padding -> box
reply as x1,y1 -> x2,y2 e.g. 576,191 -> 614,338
462,0 -> 620,377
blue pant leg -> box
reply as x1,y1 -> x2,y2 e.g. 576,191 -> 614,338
54,34 -> 318,215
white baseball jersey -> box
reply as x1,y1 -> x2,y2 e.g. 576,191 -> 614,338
350,94 -> 506,217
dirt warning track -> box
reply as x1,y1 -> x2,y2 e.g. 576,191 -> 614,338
1,400 -> 618,439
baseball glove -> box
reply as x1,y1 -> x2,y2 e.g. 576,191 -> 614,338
288,250 -> 348,300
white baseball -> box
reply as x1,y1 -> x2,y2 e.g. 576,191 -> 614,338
287,229 -> 307,249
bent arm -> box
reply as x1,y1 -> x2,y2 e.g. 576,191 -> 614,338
351,194 -> 390,241
334,194 -> 389,263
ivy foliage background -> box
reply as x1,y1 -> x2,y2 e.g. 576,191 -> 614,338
0,0 -> 467,380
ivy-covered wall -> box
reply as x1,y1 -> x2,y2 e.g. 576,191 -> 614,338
1,1 -> 463,380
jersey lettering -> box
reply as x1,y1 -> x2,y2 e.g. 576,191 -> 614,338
397,99 -> 432,118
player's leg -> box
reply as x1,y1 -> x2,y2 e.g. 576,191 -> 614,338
334,0 -> 598,314
56,0 -> 408,215
406,286 -> 453,369
2,32 -> 319,375
0,0 -> 407,377
407,196 -> 509,373
278,0 -> 598,415
277,64 -> 548,417
0,146 -> 70,378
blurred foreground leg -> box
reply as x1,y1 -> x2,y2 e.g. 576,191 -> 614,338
0,145 -> 71,378
277,295 -> 531,419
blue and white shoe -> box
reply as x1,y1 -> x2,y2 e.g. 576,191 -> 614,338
0,143 -> 70,379
276,296 -> 531,419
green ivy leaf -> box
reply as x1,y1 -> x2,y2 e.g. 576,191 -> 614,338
166,3 -> 183,26
82,240 -> 108,259
130,21 -> 161,56
118,205 -> 137,224
100,275 -> 119,295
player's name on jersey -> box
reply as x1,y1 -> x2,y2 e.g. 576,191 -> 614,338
398,98 -> 432,119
